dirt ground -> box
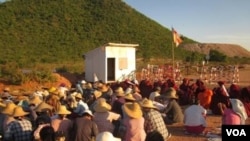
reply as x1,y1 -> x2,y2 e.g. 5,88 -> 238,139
167,113 -> 250,141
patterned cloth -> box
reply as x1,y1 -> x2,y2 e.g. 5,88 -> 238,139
144,109 -> 169,140
4,119 -> 32,141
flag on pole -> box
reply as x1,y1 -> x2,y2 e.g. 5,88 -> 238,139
172,27 -> 183,47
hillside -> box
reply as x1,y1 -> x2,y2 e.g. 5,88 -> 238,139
182,43 -> 250,58
0,0 -> 249,70
0,0 -> 196,65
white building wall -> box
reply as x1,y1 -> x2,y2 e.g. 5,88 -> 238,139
85,47 -> 106,82
106,46 -> 136,81
85,43 -> 138,83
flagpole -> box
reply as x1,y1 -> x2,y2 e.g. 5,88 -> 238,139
172,41 -> 175,81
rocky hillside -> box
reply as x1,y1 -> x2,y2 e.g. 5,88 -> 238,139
181,43 -> 250,58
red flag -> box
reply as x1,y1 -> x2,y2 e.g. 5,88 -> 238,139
172,27 -> 183,47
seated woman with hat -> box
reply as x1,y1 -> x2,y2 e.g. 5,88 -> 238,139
140,98 -> 171,140
122,102 -> 146,141
4,106 -> 33,141
93,98 -> 121,133
51,105 -> 73,141
161,87 -> 184,125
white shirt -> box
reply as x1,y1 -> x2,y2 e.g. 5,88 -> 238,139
184,104 -> 207,126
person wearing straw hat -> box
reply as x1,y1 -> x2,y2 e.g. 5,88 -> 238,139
93,98 -> 121,133
111,87 -> 125,118
131,86 -> 142,101
140,98 -> 171,140
4,106 -> 32,141
98,83 -> 113,104
88,90 -> 103,112
161,87 -> 184,125
34,101 -> 54,118
51,105 -> 73,141
96,131 -> 121,141
1,102 -> 16,138
73,92 -> 89,117
72,109 -> 99,141
122,102 -> 146,141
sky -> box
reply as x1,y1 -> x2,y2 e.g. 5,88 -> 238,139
123,0 -> 250,51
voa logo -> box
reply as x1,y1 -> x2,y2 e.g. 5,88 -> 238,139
226,129 -> 246,136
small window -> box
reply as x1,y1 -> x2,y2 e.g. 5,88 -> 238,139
119,58 -> 128,70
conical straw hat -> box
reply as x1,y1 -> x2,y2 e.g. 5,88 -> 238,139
124,93 -> 135,101
123,102 -> 142,119
29,95 -> 42,105
11,106 -> 29,117
140,98 -> 157,109
56,105 -> 71,115
93,90 -> 102,99
34,102 -> 53,112
2,102 -> 17,116
115,87 -> 125,97
94,98 -> 111,112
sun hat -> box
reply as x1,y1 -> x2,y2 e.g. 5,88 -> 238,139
96,131 -> 121,141
34,102 -> 53,112
140,98 -> 157,109
29,95 -> 43,105
124,93 -> 136,101
56,105 -> 71,115
2,102 -> 17,115
83,109 -> 93,117
48,87 -> 57,93
163,87 -> 178,99
123,102 -> 143,119
81,80 -> 87,84
114,87 -> 125,97
93,90 -> 102,99
12,106 -> 29,117
75,93 -> 83,99
94,98 -> 111,112
86,83 -> 92,89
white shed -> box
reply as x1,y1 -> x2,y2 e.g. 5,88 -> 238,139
84,42 -> 139,83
